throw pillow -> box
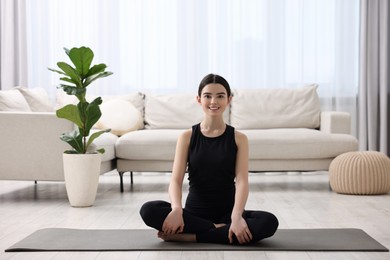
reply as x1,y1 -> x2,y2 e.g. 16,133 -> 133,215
144,93 -> 230,129
144,93 -> 202,129
15,87 -> 53,112
0,89 -> 31,111
55,91 -> 78,110
230,84 -> 321,129
94,99 -> 143,136
97,92 -> 145,129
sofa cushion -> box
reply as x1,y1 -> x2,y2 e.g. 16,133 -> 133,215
116,129 -> 186,160
0,89 -> 31,111
98,93 -> 145,128
15,87 -> 53,112
241,128 -> 358,159
231,85 -> 321,129
94,99 -> 143,136
144,93 -> 230,129
116,128 -> 358,162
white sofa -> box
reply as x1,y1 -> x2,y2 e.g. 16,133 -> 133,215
0,88 -> 117,182
115,85 -> 358,191
0,85 -> 359,192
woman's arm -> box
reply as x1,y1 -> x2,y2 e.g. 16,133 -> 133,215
228,131 -> 253,244
162,129 -> 191,234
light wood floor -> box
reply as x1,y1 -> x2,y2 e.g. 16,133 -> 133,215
0,171 -> 389,260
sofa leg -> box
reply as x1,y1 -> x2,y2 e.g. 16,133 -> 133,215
118,172 -> 134,192
119,172 -> 124,192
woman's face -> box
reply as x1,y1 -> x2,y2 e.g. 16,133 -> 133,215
197,83 -> 231,116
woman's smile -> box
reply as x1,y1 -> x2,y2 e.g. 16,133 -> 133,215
208,106 -> 220,111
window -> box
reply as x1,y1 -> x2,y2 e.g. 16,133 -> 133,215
26,0 -> 359,102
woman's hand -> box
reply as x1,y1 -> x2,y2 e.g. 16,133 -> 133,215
162,208 -> 184,234
228,216 -> 252,244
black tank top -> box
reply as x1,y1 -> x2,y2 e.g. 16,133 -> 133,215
184,123 -> 237,221
187,123 -> 237,193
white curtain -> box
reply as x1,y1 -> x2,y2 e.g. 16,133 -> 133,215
24,0 -> 360,133
0,0 -> 28,90
358,0 -> 389,155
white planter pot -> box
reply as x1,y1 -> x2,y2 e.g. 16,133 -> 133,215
63,153 -> 102,207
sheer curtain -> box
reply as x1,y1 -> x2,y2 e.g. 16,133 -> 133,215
25,0 -> 360,133
0,0 -> 28,90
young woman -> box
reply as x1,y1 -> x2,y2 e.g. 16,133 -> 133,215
140,74 -> 278,244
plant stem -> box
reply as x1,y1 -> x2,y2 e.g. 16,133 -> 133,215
83,136 -> 87,153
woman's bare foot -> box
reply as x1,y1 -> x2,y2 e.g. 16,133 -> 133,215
157,231 -> 196,242
214,223 -> 226,228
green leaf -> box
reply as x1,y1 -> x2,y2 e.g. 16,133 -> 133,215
57,62 -> 82,87
84,71 -> 113,87
85,64 -> 107,78
64,47 -> 70,56
57,85 -> 78,95
56,104 -> 83,128
86,129 -> 111,153
64,150 -> 79,154
59,130 -> 84,153
77,98 -> 103,137
68,47 -> 94,78
76,101 -> 88,123
58,85 -> 86,101
96,148 -> 105,154
48,68 -> 66,75
60,77 -> 77,85
89,97 -> 103,106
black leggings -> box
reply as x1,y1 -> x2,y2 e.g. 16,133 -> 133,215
140,200 -> 279,244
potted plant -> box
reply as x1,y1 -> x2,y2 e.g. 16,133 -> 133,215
49,46 -> 113,207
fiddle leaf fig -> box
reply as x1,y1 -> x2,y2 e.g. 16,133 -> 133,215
49,47 -> 113,154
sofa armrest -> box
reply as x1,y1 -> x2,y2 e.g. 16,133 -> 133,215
0,111 -> 74,181
320,111 -> 351,134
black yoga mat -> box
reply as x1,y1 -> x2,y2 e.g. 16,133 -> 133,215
5,228 -> 389,252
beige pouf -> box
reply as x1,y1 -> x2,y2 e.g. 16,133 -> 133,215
329,151 -> 390,195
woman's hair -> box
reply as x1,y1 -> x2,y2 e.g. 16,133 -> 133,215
198,74 -> 231,97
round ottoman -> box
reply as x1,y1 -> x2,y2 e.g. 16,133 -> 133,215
329,151 -> 390,195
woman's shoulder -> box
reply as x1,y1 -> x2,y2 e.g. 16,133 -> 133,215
181,128 -> 193,137
234,129 -> 248,145
178,128 -> 193,144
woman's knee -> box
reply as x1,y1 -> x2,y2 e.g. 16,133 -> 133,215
139,201 -> 153,222
139,200 -> 170,226
246,211 -> 279,241
265,212 -> 279,235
